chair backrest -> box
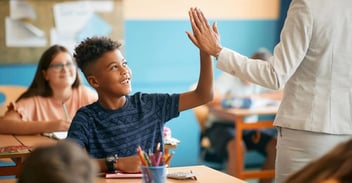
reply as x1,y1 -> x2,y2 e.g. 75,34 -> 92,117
0,85 -> 27,116
192,105 -> 209,134
189,83 -> 210,133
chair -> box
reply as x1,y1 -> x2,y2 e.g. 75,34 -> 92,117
0,85 -> 27,116
192,104 -> 268,172
192,104 -> 225,170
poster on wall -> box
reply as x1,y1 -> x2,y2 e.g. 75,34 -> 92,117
6,0 -> 46,47
51,1 -> 112,52
5,17 -> 47,47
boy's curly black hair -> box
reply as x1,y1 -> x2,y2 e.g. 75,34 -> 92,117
73,36 -> 122,76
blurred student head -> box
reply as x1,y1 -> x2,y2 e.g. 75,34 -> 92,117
284,138 -> 352,183
251,48 -> 272,61
18,140 -> 97,183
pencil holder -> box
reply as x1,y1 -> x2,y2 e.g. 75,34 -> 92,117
141,165 -> 166,183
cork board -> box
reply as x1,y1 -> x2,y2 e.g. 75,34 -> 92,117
0,0 -> 123,65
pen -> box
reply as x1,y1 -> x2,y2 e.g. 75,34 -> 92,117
137,146 -> 148,166
62,102 -> 70,121
143,151 -> 152,166
155,151 -> 163,166
148,149 -> 157,166
155,142 -> 160,155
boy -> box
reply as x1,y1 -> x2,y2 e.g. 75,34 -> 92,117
67,36 -> 213,173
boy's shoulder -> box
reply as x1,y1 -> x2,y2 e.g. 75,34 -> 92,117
129,92 -> 178,101
77,101 -> 98,113
129,92 -> 161,99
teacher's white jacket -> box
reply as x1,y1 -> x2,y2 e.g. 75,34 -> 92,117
216,0 -> 352,134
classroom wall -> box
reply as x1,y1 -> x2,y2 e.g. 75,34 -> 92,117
123,0 -> 280,166
0,0 -> 288,166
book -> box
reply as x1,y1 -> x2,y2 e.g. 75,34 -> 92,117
0,145 -> 31,156
52,131 -> 68,139
105,171 -> 143,179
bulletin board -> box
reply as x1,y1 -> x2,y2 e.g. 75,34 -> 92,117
0,0 -> 123,65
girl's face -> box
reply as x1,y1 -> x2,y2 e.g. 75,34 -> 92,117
89,49 -> 132,97
43,51 -> 77,89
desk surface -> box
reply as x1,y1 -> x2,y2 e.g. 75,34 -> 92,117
210,104 -> 279,117
14,134 -> 57,148
0,135 -> 21,147
1,136 -> 244,182
0,135 -> 57,158
0,165 -> 245,183
0,135 -> 29,159
2,136 -> 243,182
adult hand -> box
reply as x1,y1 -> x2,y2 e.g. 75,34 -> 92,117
186,7 -> 223,57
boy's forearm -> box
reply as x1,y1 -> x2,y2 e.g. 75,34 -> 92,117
197,51 -> 214,102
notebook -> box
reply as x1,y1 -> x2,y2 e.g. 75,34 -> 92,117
105,171 -> 143,179
42,131 -> 68,140
0,145 -> 31,155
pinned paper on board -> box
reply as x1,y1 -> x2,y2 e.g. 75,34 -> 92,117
9,0 -> 36,20
51,1 -> 113,48
6,0 -> 47,47
88,1 -> 114,12
50,28 -> 77,53
76,14 -> 112,42
5,17 -> 47,47
53,1 -> 93,33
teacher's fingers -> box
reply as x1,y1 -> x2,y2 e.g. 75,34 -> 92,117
190,7 -> 208,33
189,8 -> 200,35
197,8 -> 211,30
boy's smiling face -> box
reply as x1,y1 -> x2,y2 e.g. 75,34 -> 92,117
88,49 -> 132,98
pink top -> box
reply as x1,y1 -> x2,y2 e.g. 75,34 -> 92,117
6,85 -> 98,121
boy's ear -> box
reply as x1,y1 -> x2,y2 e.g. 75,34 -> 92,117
87,75 -> 99,88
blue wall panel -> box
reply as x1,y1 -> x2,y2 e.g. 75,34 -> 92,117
0,64 -> 36,86
125,20 -> 278,166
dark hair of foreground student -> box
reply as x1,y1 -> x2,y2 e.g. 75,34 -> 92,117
17,140 -> 97,183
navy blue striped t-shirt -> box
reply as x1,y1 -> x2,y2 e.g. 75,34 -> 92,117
67,92 -> 180,158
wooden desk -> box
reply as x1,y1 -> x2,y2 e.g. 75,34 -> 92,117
165,165 -> 246,183
0,135 -> 56,177
0,165 -> 246,183
209,104 -> 278,180
0,135 -> 28,177
1,135 -> 177,176
14,135 -> 57,148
